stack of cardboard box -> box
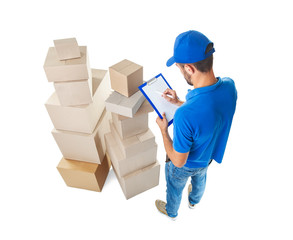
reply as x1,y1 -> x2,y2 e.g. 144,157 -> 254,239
105,59 -> 160,199
43,38 -> 112,192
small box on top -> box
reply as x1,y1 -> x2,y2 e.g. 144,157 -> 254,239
109,59 -> 143,97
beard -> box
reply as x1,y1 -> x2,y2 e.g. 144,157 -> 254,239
183,69 -> 193,86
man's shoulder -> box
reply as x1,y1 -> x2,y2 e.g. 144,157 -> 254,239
221,77 -> 236,88
220,77 -> 237,100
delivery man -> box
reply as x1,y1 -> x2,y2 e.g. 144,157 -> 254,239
155,30 -> 237,220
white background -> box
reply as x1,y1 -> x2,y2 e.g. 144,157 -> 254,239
1,0 -> 292,239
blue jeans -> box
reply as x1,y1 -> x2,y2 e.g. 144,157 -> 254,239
165,161 -> 209,217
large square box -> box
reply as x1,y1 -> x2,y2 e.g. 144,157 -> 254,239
57,154 -> 111,192
53,37 -> 81,60
53,77 -> 93,106
112,100 -> 153,139
45,69 -> 111,133
112,160 -> 160,200
105,132 -> 157,178
44,46 -> 90,82
109,59 -> 143,97
52,110 -> 111,164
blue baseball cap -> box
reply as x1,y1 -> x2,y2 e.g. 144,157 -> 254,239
166,30 -> 215,67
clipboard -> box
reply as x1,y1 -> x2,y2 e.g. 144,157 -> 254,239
138,73 -> 179,126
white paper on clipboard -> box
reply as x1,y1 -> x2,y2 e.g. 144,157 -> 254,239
139,74 -> 179,125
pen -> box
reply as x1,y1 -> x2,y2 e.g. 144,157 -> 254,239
155,91 -> 175,99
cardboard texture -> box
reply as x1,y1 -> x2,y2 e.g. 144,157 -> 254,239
44,46 -> 91,82
110,122 -> 155,158
112,112 -> 148,139
52,110 -> 111,164
111,100 -> 153,139
114,100 -> 153,121
105,90 -> 145,118
53,77 -> 93,106
105,132 -> 157,178
53,38 -> 81,60
57,154 -> 111,192
112,161 -> 160,199
109,59 -> 143,97
45,69 -> 110,133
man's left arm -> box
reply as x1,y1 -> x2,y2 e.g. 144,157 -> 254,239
156,113 -> 189,168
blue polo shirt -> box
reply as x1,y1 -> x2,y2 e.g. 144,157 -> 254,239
173,77 -> 237,168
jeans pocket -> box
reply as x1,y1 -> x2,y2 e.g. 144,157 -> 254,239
171,163 -> 190,180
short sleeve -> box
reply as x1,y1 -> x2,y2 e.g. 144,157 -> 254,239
173,108 -> 194,153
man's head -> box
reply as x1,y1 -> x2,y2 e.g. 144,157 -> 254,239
166,30 -> 215,85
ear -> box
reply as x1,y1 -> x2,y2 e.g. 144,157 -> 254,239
184,64 -> 195,75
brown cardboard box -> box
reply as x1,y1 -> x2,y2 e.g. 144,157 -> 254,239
53,77 -> 93,106
53,38 -> 81,60
52,110 -> 111,164
109,59 -> 143,97
112,161 -> 160,199
105,90 -> 145,118
112,100 -> 153,139
105,132 -> 157,178
57,154 -> 111,192
45,69 -> 110,133
110,122 -> 155,158
44,46 -> 90,82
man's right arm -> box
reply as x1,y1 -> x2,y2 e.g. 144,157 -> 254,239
162,88 -> 184,106
177,100 -> 185,106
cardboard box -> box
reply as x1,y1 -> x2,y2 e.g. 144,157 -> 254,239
110,122 -> 155,158
53,38 -> 81,60
112,100 -> 153,139
105,90 -> 145,118
105,132 -> 157,178
109,59 -> 143,97
45,69 -> 111,133
44,46 -> 90,82
57,154 -> 111,192
112,161 -> 160,199
53,77 -> 93,106
112,113 -> 148,139
52,110 -> 111,164
114,100 -> 153,121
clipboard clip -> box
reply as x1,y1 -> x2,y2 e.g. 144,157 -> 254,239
147,77 -> 158,85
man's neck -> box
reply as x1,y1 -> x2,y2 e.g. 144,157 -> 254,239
192,70 -> 217,89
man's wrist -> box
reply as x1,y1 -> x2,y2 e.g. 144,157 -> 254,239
161,129 -> 168,137
176,100 -> 184,106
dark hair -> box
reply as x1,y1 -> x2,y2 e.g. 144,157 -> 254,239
179,43 -> 214,73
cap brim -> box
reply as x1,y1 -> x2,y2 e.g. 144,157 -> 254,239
166,56 -> 175,67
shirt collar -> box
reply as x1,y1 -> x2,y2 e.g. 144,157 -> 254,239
186,77 -> 222,101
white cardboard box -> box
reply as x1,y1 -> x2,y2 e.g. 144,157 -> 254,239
53,38 -> 81,60
105,90 -> 145,118
112,113 -> 148,139
112,160 -> 160,199
112,100 -> 153,139
110,121 -> 155,158
53,77 -> 93,106
44,46 -> 90,82
45,69 -> 110,133
105,132 -> 157,178
52,110 -> 111,164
